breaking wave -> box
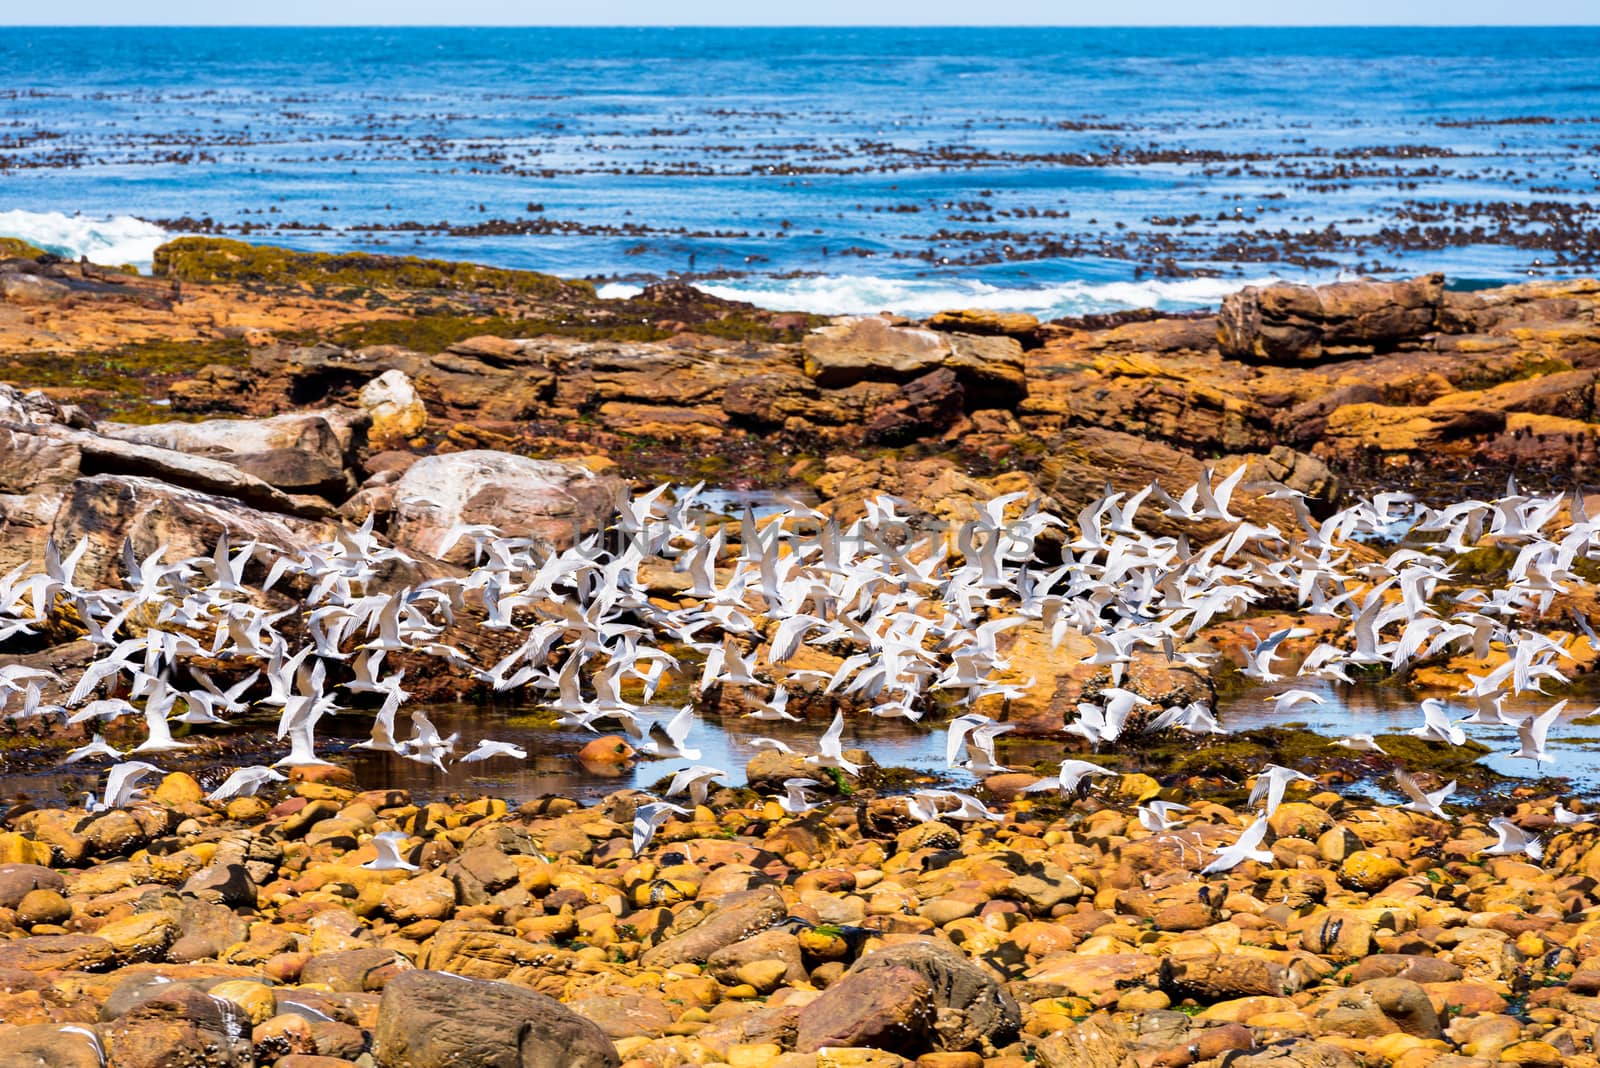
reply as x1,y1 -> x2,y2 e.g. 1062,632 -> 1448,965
0,210 -> 173,268
598,272 -> 1290,319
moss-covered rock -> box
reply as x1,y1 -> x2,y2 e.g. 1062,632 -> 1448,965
0,236 -> 49,259
152,237 -> 595,301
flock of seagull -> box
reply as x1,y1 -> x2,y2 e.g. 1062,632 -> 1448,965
0,469 -> 1594,874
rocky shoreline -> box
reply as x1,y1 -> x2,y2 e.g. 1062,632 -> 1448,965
2,241 -> 1600,1068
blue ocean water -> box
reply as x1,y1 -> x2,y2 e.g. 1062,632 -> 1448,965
3,26 -> 1600,317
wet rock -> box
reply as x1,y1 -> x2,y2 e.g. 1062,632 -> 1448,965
0,934 -> 116,974
1355,977 -> 1440,1038
49,473 -> 334,589
1345,955 -> 1463,985
1017,952 -> 1161,1002
300,948 -> 411,992
381,872 -> 456,924
1337,851 -> 1406,893
415,922 -> 566,984
182,863 -> 258,908
374,969 -> 618,1068
569,993 -> 674,1040
103,983 -> 253,1068
1030,1016 -> 1134,1068
0,272 -> 72,304
1316,402 -> 1506,454
926,308 -> 1041,341
94,912 -> 178,963
706,929 -> 808,986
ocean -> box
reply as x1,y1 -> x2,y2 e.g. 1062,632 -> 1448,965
3,26 -> 1599,317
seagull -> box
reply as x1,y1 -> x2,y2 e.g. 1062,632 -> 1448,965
362,831 -> 419,872
1555,802 -> 1590,825
1332,734 -> 1387,754
130,696 -> 194,755
1247,764 -> 1317,817
908,789 -> 1003,823
273,719 -> 333,768
640,705 -> 701,760
1268,688 -> 1327,712
1201,815 -> 1274,875
745,686 -> 798,722
458,739 -> 528,763
777,778 -> 822,815
1024,758 -> 1118,797
1137,800 -> 1191,833
400,710 -> 458,771
1394,767 -> 1455,819
63,734 -> 122,764
1483,818 -> 1543,862
1510,699 -> 1564,764
90,761 -> 163,812
1240,627 -> 1313,684
207,765 -> 287,801
666,765 -> 728,807
805,710 -> 860,776
632,801 -> 689,855
1410,698 -> 1467,747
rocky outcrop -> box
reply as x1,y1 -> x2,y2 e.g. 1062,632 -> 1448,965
0,386 -> 338,577
95,410 -> 365,498
1218,274 -> 1446,362
803,314 -> 1026,406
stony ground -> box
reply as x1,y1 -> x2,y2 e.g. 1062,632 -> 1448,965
0,758 -> 1593,1068
4,242 -> 1600,1068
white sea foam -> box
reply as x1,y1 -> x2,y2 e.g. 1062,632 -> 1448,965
598,272 -> 1289,319
0,210 -> 173,269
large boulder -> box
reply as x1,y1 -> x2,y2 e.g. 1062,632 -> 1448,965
802,316 -> 1025,406
827,940 -> 1022,1055
49,474 -> 335,589
103,983 -> 252,1068
794,964 -> 936,1054
1218,274 -> 1445,363
95,410 -> 365,498
387,451 -> 621,561
374,969 -> 618,1068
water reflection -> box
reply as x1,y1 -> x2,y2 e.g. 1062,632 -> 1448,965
335,702 -> 957,803
1222,678 -> 1600,791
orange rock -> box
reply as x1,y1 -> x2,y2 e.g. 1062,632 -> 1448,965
577,735 -> 637,765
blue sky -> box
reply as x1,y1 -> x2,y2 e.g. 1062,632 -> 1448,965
6,1 -> 1596,24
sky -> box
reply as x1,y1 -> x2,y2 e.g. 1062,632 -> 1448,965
4,0 -> 1596,24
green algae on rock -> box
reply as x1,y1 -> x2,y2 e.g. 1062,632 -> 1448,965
152,236 -> 597,301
